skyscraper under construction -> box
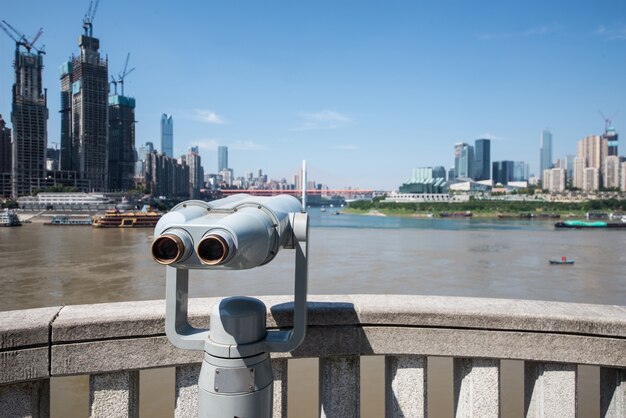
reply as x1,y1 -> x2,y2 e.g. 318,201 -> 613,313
9,38 -> 48,197
108,94 -> 136,191
60,13 -> 108,191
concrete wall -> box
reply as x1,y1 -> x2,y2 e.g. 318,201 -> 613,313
1,295 -> 625,417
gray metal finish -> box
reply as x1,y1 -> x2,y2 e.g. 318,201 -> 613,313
153,195 -> 303,270
200,353 -> 273,395
265,212 -> 309,353
159,195 -> 310,417
197,383 -> 272,418
209,297 -> 267,346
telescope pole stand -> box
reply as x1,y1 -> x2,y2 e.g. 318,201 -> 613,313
164,212 -> 309,417
198,297 -> 273,418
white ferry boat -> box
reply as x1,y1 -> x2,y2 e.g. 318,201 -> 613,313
0,209 -> 22,227
43,216 -> 92,226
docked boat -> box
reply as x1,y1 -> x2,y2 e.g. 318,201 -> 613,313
440,211 -> 472,217
92,208 -> 161,228
0,209 -> 21,227
44,216 -> 92,226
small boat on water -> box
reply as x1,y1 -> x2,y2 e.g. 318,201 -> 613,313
0,209 -> 22,227
44,216 -> 92,226
92,206 -> 161,228
440,211 -> 472,218
555,220 -> 626,229
549,257 -> 574,265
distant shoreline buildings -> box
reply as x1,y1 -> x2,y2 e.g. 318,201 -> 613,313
0,7 -> 625,200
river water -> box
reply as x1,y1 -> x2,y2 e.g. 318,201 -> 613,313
2,209 -> 625,310
1,209 -> 624,417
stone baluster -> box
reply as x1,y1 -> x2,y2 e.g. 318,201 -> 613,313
272,357 -> 288,418
524,362 -> 576,418
320,356 -> 360,418
385,355 -> 427,417
0,380 -> 50,418
453,358 -> 499,418
175,364 -> 201,418
601,367 -> 625,418
89,371 -> 139,418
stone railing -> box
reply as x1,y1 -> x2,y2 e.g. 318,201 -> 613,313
1,295 -> 625,417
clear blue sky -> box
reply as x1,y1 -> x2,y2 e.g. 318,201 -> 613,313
1,0 -> 625,190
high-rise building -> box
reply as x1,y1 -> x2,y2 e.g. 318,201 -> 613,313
576,135 -> 607,189
145,150 -> 189,199
621,162 -> 626,192
540,129 -> 553,183
561,155 -> 575,186
220,168 -> 233,187
604,156 -> 621,189
492,161 -> 514,185
0,116 -> 11,197
454,142 -> 473,179
218,145 -> 228,172
160,114 -> 173,157
543,168 -> 566,193
0,116 -> 11,176
11,43 -> 48,197
473,139 -> 491,181
512,161 -> 528,182
135,142 -> 154,179
572,157 -> 585,189
603,122 -> 618,156
432,166 -> 446,179
60,25 -> 109,191
583,167 -> 599,191
10,44 -> 48,197
188,146 -> 203,198
46,147 -> 60,171
108,95 -> 136,191
447,167 -> 455,182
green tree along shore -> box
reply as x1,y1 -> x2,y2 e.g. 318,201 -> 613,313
345,198 -> 626,217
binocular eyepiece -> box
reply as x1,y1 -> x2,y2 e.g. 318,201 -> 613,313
151,194 -> 302,270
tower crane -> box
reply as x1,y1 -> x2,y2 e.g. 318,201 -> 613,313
110,75 -> 119,96
115,52 -> 135,96
0,20 -> 44,54
83,0 -> 100,37
599,110 -> 619,132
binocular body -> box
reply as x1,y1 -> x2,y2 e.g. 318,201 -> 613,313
151,194 -> 302,270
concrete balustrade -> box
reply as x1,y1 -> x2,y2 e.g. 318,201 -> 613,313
0,295 -> 625,417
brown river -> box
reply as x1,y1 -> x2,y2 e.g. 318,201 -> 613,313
1,210 -> 624,417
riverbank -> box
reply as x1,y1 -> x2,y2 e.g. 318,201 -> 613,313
341,208 -> 587,219
344,197 -> 626,219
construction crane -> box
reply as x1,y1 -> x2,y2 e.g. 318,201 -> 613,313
599,110 -> 619,132
116,52 -> 135,96
83,0 -> 100,37
0,20 -> 44,54
110,75 -> 119,95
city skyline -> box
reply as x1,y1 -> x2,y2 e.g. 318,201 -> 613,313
1,0 -> 625,189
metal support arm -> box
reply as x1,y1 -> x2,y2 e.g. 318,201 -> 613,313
165,267 -> 209,350
264,212 -> 309,352
164,212 -> 309,353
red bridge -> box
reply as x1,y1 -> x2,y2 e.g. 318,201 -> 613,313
217,189 -> 377,198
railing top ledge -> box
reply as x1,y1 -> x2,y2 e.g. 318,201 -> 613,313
0,306 -> 61,350
1,295 -> 625,350
347,295 -> 626,338
1,295 -> 625,383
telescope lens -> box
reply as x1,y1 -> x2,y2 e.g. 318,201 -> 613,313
198,235 -> 229,265
152,235 -> 183,265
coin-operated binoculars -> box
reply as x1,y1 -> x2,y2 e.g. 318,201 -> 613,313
151,194 -> 308,417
